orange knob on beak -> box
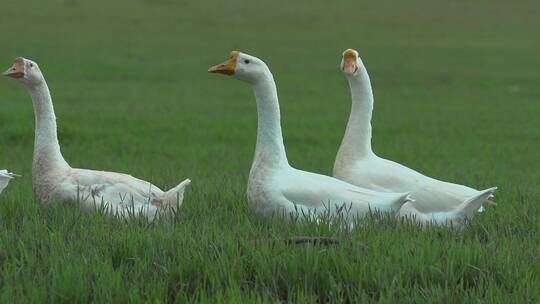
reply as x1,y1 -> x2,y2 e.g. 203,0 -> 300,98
208,51 -> 239,75
342,49 -> 358,75
3,57 -> 25,78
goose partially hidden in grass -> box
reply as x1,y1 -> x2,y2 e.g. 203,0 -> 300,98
209,51 -> 411,223
0,170 -> 17,195
3,57 -> 190,220
333,49 -> 497,227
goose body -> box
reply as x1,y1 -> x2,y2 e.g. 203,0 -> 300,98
248,163 -> 411,220
209,51 -> 410,222
333,49 -> 497,227
0,170 -> 16,195
3,57 -> 190,220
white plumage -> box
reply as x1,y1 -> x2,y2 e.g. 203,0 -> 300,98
333,49 -> 497,227
3,57 -> 190,220
209,51 -> 411,223
0,170 -> 17,195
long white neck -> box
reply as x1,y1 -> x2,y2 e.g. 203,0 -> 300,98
337,68 -> 374,161
250,71 -> 289,169
27,81 -> 70,171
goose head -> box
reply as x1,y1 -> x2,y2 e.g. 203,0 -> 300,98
3,57 -> 44,86
340,49 -> 364,77
208,51 -> 269,83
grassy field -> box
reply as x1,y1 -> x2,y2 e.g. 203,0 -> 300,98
1,0 -> 539,302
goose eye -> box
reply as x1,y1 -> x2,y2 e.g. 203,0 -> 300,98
244,59 -> 250,64
29,63 -> 34,68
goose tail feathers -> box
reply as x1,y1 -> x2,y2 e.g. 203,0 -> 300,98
160,178 -> 191,208
457,187 -> 497,218
0,170 -> 18,194
0,170 -> 18,178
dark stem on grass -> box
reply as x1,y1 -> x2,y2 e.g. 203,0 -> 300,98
287,236 -> 340,245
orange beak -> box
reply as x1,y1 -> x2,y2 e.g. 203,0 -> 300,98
208,51 -> 239,75
342,49 -> 358,75
3,57 -> 25,79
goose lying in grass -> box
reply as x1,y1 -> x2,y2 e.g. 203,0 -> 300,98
0,170 -> 17,195
209,51 -> 411,223
3,57 -> 190,220
333,49 -> 497,227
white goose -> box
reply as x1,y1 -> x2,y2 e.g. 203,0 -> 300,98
333,49 -> 497,227
208,51 -> 411,223
3,57 -> 190,220
0,170 -> 17,195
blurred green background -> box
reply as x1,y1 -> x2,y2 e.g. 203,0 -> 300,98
0,0 -> 538,302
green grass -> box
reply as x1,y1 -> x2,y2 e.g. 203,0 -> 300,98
1,0 -> 539,302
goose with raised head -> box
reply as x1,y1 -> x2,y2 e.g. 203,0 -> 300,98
209,51 -> 411,223
3,57 -> 190,220
0,170 -> 17,195
333,49 -> 497,227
